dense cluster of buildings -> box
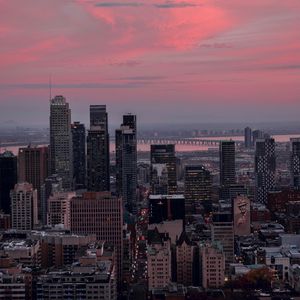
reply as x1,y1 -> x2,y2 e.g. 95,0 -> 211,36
1,96 -> 300,299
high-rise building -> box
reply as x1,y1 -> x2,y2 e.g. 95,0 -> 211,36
150,144 -> 177,195
200,242 -> 225,289
50,95 -> 73,190
115,114 -> 137,213
255,138 -> 276,204
90,104 -> 108,129
252,129 -> 264,146
147,228 -> 171,290
18,145 -> 49,220
11,182 -> 38,230
0,151 -> 17,214
87,105 -> 110,191
219,141 -> 236,186
70,192 -> 123,282
291,138 -> 300,189
184,165 -> 212,214
40,174 -> 63,226
149,194 -> 185,225
244,127 -> 252,148
47,192 -> 75,229
211,213 -> 234,274
176,231 -> 196,286
71,122 -> 86,190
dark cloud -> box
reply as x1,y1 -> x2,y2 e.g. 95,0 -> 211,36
95,2 -> 143,7
0,82 -> 148,90
199,43 -> 233,49
154,1 -> 199,8
109,60 -> 141,67
119,76 -> 166,80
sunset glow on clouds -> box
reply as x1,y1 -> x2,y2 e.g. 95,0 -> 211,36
0,0 -> 300,125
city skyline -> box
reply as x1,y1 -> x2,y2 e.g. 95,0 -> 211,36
0,1 -> 300,125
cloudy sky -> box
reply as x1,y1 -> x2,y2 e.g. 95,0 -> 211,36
0,0 -> 300,126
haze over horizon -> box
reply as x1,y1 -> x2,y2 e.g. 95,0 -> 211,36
0,0 -> 300,125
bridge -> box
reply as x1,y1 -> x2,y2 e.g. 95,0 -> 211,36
137,138 -> 243,147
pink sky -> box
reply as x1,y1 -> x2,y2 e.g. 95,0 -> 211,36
0,0 -> 300,126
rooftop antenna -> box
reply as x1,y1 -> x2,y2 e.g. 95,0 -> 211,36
49,75 -> 52,101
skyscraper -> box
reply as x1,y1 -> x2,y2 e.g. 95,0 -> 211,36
184,165 -> 212,214
50,95 -> 73,190
40,174 -> 63,226
0,151 -> 17,214
87,105 -> 110,191
255,138 -> 276,204
115,114 -> 137,213
71,122 -> 86,190
150,144 -> 177,195
11,182 -> 38,230
291,138 -> 300,189
211,213 -> 234,274
70,192 -> 123,283
18,146 -> 49,192
244,127 -> 252,148
219,141 -> 236,186
252,129 -> 265,147
18,145 -> 49,220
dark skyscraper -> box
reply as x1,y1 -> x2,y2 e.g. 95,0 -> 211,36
255,138 -> 276,204
87,105 -> 110,191
18,145 -> 49,220
291,138 -> 300,189
184,165 -> 212,214
244,127 -> 252,148
252,130 -> 264,147
115,114 -> 137,213
150,144 -> 177,195
50,95 -> 73,190
0,151 -> 17,214
71,122 -> 86,190
149,195 -> 185,224
219,141 -> 236,186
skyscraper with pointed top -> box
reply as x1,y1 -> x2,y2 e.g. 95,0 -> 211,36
50,95 -> 73,190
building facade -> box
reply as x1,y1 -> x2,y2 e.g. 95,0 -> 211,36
71,121 -> 86,190
255,138 -> 276,204
219,141 -> 236,186
11,183 -> 38,230
50,95 -> 73,190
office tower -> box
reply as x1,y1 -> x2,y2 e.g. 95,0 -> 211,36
291,138 -> 300,189
244,127 -> 252,148
11,182 -> 38,230
255,138 -> 276,204
115,114 -> 137,213
200,242 -> 225,289
219,141 -> 236,186
211,213 -> 234,274
18,145 -> 49,220
149,194 -> 185,224
40,174 -> 63,226
176,231 -> 196,286
70,192 -> 123,282
47,192 -> 75,229
147,228 -> 171,290
252,129 -> 264,146
87,105 -> 110,191
71,122 -> 86,190
50,95 -> 73,190
90,104 -> 108,128
0,151 -> 17,214
150,144 -> 177,195
184,165 -> 212,214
